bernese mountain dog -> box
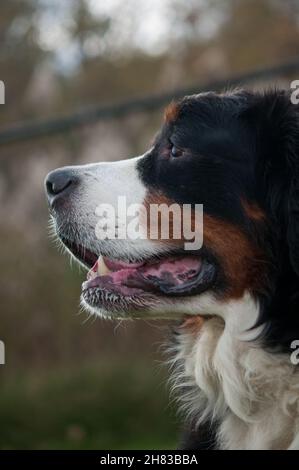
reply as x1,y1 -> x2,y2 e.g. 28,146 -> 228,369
45,89 -> 299,450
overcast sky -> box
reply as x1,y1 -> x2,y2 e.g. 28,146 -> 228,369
34,0 -> 226,72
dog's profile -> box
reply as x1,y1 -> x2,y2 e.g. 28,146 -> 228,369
45,89 -> 299,450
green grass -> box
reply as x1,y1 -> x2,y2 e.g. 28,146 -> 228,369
0,360 -> 179,450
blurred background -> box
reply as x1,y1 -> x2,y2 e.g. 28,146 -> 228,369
1,0 -> 299,450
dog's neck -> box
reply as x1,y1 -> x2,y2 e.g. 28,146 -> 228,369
172,293 -> 299,450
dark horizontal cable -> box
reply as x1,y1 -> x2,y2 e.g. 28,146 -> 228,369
0,56 -> 299,146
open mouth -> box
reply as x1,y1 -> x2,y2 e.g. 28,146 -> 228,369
82,255 -> 215,297
61,237 -> 215,315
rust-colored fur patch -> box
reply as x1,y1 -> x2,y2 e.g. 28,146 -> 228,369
142,191 -> 268,300
180,316 -> 204,334
164,101 -> 179,123
203,215 -> 266,298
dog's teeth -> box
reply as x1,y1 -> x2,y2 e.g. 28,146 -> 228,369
87,267 -> 98,281
97,256 -> 111,276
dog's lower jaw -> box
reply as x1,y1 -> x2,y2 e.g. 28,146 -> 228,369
171,292 -> 299,450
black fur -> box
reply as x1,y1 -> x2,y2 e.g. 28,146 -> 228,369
179,422 -> 217,450
138,89 -> 299,352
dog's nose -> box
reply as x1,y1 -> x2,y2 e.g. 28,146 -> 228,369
45,168 -> 77,206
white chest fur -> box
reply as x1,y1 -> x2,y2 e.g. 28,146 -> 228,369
171,293 -> 299,449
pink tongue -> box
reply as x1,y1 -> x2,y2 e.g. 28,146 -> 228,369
85,256 -> 203,296
140,257 -> 201,283
87,257 -> 145,281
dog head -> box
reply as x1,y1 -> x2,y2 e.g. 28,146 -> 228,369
45,89 -> 299,348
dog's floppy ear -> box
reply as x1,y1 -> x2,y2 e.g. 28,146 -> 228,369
245,90 -> 299,275
287,152 -> 299,276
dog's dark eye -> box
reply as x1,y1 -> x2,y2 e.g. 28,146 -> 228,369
170,144 -> 183,158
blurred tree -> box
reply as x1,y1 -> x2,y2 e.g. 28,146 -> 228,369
0,0 -> 47,123
216,0 -> 299,71
72,0 -> 110,63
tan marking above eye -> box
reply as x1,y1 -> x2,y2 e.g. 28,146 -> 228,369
164,101 -> 179,123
